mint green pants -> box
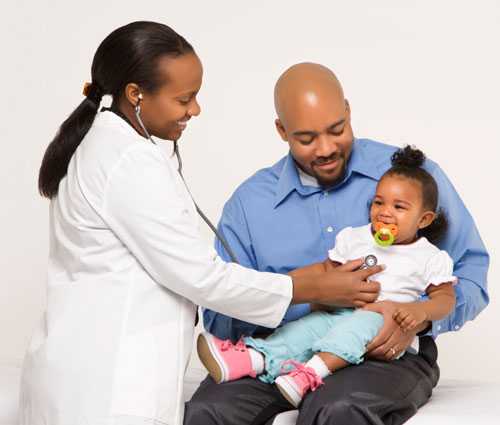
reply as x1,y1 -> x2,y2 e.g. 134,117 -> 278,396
245,309 -> 385,383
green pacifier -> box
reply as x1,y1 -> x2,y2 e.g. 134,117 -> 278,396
373,222 -> 398,247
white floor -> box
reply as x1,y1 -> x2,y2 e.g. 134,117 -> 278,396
3,363 -> 499,425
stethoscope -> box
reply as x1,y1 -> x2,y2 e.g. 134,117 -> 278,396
133,96 -> 380,271
133,95 -> 240,264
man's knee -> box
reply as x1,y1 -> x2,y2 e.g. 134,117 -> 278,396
303,398 -> 369,425
184,397 -> 221,425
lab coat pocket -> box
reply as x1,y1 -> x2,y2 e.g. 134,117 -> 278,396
110,329 -> 159,419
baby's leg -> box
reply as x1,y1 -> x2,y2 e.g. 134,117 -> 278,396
312,309 -> 384,370
274,310 -> 384,407
245,310 -> 338,383
197,311 -> 335,384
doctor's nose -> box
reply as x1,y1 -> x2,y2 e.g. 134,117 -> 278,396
188,99 -> 201,117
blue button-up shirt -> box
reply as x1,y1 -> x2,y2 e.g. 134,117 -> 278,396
203,138 -> 489,341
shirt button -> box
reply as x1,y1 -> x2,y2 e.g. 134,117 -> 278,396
454,325 -> 460,330
323,191 -> 329,196
437,325 -> 442,331
326,226 -> 334,233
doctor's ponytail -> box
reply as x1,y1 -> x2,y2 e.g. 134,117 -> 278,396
38,89 -> 102,198
38,21 -> 193,198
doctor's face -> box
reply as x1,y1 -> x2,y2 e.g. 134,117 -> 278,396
141,53 -> 203,141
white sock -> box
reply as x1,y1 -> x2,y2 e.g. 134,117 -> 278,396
305,355 -> 330,379
248,348 -> 265,375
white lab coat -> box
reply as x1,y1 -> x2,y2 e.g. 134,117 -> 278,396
19,111 -> 292,425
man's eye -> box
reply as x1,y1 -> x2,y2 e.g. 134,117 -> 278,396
328,126 -> 345,136
297,138 -> 314,145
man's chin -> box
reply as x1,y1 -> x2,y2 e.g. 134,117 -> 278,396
314,169 -> 346,188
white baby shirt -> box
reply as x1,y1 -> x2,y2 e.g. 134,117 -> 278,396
328,224 -> 456,303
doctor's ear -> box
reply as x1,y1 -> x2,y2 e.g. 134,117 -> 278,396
275,119 -> 288,142
124,83 -> 143,107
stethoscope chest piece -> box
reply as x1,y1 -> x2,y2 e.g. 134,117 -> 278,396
361,254 -> 378,269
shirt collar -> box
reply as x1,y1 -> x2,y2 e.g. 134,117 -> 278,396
345,138 -> 385,181
273,154 -> 320,208
273,139 -> 384,208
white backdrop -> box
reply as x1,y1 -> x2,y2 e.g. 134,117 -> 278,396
1,0 -> 499,383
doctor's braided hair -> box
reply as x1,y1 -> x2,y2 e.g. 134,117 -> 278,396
381,145 -> 448,244
39,21 -> 194,198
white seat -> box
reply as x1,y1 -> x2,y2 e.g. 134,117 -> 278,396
0,365 -> 20,425
3,364 -> 499,425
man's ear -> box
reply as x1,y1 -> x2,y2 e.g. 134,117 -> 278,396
418,211 -> 436,229
275,119 -> 288,142
345,99 -> 351,121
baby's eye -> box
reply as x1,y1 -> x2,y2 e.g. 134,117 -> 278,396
373,200 -> 382,205
395,205 -> 405,210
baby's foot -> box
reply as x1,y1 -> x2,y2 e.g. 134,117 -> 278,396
275,361 -> 324,407
197,332 -> 257,383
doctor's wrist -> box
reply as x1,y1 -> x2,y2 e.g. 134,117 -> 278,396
290,275 -> 321,305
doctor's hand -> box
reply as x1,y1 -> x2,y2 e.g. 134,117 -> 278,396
364,301 -> 421,361
291,259 -> 382,308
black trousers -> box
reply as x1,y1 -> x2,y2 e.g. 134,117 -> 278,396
184,336 -> 439,425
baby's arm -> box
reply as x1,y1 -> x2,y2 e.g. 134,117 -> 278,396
393,283 -> 456,332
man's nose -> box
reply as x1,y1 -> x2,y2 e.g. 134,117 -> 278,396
315,134 -> 338,158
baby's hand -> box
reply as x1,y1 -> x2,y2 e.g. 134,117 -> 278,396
392,305 -> 428,332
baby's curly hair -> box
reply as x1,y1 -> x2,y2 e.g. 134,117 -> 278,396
381,145 -> 448,244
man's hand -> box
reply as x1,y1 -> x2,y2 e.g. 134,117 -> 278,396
364,301 -> 417,361
313,259 -> 382,308
393,304 -> 428,333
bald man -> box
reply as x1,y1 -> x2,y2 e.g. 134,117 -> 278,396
184,64 -> 489,425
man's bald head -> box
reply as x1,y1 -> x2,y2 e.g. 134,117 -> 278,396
274,63 -> 345,127
273,63 -> 354,187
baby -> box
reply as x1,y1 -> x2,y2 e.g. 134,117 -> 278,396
197,146 -> 456,407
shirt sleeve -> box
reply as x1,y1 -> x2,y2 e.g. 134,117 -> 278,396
203,190 -> 312,341
327,227 -> 352,264
422,162 -> 490,338
203,193 -> 262,340
101,145 -> 293,329
423,250 -> 457,288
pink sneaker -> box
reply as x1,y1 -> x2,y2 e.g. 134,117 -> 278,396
197,332 -> 257,384
275,360 -> 324,407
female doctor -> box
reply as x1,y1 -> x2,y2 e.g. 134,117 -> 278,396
19,21 -> 382,425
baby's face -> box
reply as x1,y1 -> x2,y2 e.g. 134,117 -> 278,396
370,175 -> 433,245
